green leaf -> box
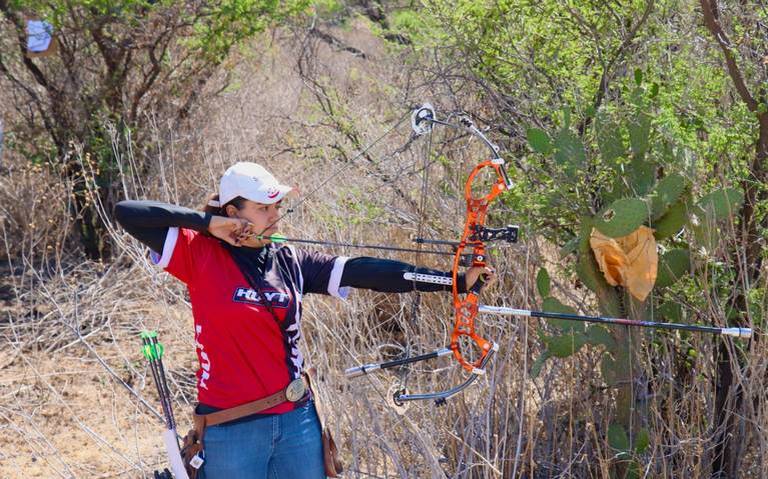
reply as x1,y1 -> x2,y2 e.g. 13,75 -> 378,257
601,355 -> 620,386
596,114 -> 625,163
635,428 -> 650,453
542,297 -> 584,333
657,302 -> 682,323
652,200 -> 688,240
649,174 -> 688,220
634,68 -> 643,86
594,198 -> 648,238
696,188 -> 744,222
656,248 -> 691,288
608,423 -> 630,451
530,351 -> 550,379
559,236 -> 579,258
576,253 -> 602,294
526,128 -> 552,155
554,129 -> 586,169
586,326 -> 615,349
628,88 -> 651,160
536,268 -> 551,298
544,332 -> 588,358
630,155 -> 656,196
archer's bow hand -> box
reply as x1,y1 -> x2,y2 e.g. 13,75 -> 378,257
207,216 -> 255,246
465,266 -> 496,294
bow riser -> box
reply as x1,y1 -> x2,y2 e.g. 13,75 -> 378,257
450,160 -> 510,372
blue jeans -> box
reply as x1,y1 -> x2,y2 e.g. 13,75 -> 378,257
198,400 -> 326,479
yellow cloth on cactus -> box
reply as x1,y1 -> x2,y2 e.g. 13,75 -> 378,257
589,226 -> 658,301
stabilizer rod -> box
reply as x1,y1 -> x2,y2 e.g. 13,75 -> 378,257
478,305 -> 752,339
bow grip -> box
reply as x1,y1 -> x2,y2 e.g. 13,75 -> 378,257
468,272 -> 487,295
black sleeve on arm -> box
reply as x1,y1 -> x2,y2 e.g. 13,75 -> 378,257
339,257 -> 466,293
114,200 -> 212,253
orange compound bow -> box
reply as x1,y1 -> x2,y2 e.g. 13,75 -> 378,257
345,105 -> 518,404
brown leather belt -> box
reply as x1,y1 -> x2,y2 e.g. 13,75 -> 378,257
193,375 -> 309,433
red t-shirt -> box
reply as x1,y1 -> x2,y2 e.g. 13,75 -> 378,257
154,227 -> 348,413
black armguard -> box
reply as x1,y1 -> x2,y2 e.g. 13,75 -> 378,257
114,200 -> 212,253
340,257 -> 466,293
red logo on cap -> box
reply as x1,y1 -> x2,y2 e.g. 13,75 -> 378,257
267,187 -> 280,199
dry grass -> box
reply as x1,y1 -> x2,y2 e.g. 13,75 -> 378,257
1,20 -> 766,479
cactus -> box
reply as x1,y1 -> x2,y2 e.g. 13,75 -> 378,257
652,199 -> 689,240
554,127 -> 587,171
649,173 -> 688,219
536,267 -> 551,297
628,87 -> 651,161
527,127 -> 552,155
689,188 -> 744,251
526,95 -> 744,475
656,248 -> 691,288
696,188 -> 745,220
596,113 -> 626,163
594,198 -> 648,238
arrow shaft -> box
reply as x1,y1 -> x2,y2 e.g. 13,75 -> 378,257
261,235 -> 456,256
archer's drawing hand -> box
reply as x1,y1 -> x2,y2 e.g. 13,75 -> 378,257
466,266 -> 497,293
207,216 -> 255,246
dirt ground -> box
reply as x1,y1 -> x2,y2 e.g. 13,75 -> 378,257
0,303 -> 198,478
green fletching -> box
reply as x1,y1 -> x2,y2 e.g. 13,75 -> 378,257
141,344 -> 154,360
140,339 -> 164,360
267,234 -> 288,243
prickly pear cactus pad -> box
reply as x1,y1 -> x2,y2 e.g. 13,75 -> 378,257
594,198 -> 649,238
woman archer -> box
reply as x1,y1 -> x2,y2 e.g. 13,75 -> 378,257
115,161 -> 493,479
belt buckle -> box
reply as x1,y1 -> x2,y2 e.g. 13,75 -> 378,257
285,377 -> 307,402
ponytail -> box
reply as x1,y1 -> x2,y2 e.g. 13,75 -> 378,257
203,193 -> 225,217
202,193 -> 248,218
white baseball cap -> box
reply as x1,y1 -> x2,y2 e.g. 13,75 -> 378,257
217,162 -> 293,206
